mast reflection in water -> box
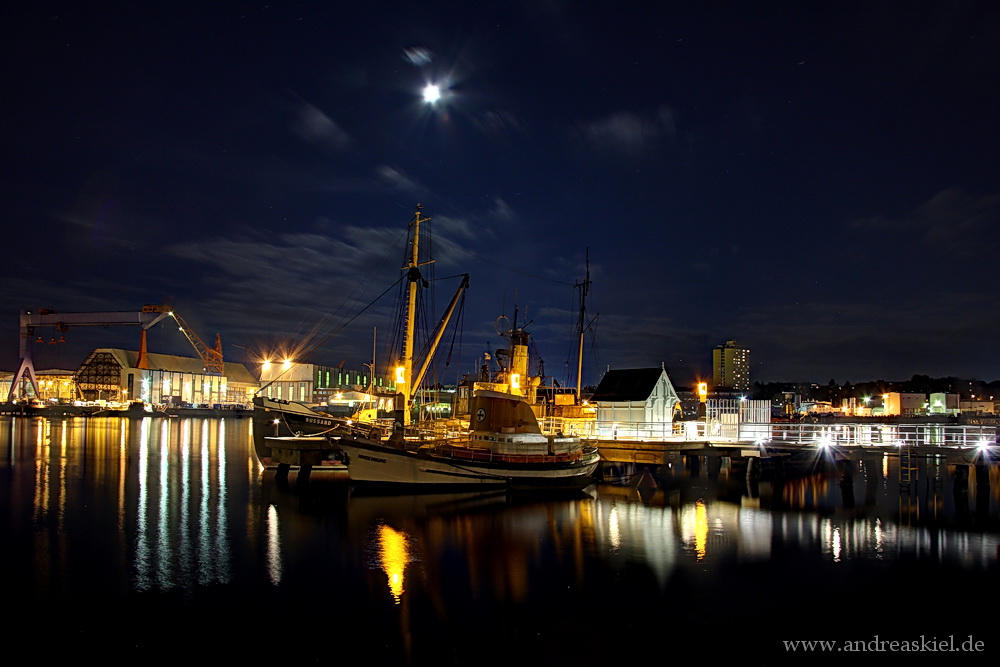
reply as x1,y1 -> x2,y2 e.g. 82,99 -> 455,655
2,415 -> 997,663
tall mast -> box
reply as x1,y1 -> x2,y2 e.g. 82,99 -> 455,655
398,204 -> 431,426
365,326 -> 376,409
575,249 -> 591,403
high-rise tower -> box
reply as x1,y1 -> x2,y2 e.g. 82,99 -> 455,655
712,339 -> 750,391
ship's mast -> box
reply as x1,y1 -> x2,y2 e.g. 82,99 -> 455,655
364,326 -> 376,411
575,249 -> 591,403
398,204 -> 430,426
393,204 -> 470,428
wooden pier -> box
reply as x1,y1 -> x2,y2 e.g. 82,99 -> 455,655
262,424 -> 997,488
590,419 -> 998,466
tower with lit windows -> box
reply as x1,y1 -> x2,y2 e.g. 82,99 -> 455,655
712,339 -> 750,392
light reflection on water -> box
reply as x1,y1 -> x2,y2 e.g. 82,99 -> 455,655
2,415 -> 998,662
376,523 -> 412,604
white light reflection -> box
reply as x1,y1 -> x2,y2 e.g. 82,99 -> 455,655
608,505 -> 621,551
216,419 -> 230,583
33,421 -> 48,523
266,504 -> 282,585
594,500 -> 679,588
199,419 -> 211,584
118,423 -> 128,531
134,418 -> 151,591
132,416 -> 236,592
179,419 -> 191,586
157,418 -> 174,589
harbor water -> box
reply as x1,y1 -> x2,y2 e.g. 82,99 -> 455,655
2,415 -> 997,664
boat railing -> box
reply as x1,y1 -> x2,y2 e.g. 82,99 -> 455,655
401,419 -> 468,442
436,445 -> 588,465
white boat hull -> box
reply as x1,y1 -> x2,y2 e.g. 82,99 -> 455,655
338,439 -> 600,489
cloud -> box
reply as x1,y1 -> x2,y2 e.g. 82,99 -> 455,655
291,102 -> 351,151
712,293 -> 1000,383
162,227 -> 418,363
402,46 -> 433,67
376,165 -> 423,194
850,187 -> 1000,258
489,197 -> 515,222
473,109 -> 527,138
575,106 -> 677,155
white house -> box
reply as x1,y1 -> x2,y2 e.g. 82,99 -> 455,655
588,367 -> 681,439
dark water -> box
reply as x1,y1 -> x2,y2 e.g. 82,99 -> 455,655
2,416 -> 997,665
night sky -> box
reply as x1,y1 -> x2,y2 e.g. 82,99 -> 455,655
3,1 -> 999,388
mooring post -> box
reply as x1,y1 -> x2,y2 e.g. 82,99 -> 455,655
975,463 -> 991,517
838,459 -> 855,508
953,464 -> 970,517
298,464 -> 312,487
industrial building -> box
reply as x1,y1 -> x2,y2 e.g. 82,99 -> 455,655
75,348 -> 258,407
256,359 -> 395,415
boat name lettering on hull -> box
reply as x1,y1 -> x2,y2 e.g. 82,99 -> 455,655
358,454 -> 386,464
305,417 -> 333,425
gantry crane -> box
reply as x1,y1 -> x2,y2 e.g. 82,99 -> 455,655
8,305 -> 173,401
7,304 -> 224,401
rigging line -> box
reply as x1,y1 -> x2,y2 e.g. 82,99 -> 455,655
441,285 -> 468,370
313,224 -> 412,338
256,276 -> 404,393
300,275 -> 404,360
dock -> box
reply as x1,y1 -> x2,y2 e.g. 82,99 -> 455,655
264,436 -> 346,484
262,421 -> 997,490
589,419 -> 998,467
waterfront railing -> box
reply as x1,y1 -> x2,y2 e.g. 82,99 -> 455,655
542,417 -> 997,449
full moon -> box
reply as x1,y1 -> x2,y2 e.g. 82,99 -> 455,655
422,84 -> 441,104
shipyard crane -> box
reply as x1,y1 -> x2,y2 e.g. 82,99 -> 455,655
7,305 -> 173,401
7,304 -> 225,401
164,306 -> 225,376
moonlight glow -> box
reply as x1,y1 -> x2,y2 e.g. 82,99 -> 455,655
422,84 -> 441,103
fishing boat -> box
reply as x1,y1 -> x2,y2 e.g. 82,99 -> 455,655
252,204 -> 600,488
338,389 -> 599,489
